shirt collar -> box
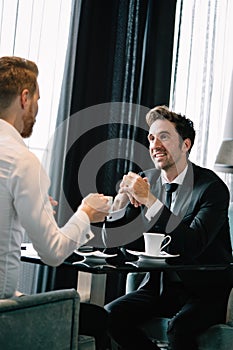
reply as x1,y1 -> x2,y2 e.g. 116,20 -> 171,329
0,119 -> 26,147
161,165 -> 188,186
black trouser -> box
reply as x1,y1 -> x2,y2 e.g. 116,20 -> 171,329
79,303 -> 109,350
105,281 -> 231,350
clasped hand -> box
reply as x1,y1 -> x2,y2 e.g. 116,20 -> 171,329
119,172 -> 156,208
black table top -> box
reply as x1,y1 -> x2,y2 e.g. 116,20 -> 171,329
21,244 -> 233,275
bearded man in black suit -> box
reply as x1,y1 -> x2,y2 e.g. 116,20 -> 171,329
105,105 -> 233,350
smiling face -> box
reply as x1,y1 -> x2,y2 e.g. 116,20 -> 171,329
148,118 -> 191,178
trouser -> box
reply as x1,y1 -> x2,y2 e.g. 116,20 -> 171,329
105,281 -> 231,350
79,303 -> 109,350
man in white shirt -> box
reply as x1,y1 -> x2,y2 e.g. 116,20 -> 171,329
0,56 -> 111,299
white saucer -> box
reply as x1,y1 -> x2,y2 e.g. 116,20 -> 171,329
74,250 -> 117,263
126,249 -> 180,261
21,243 -> 39,257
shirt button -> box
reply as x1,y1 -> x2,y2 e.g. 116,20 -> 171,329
86,233 -> 90,239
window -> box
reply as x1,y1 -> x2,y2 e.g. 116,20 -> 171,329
170,0 -> 233,171
0,0 -> 72,166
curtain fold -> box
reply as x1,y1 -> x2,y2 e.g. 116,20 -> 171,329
50,0 -> 177,228
35,0 -> 82,293
170,0 -> 233,206
170,0 -> 233,169
47,0 -> 177,298
48,0 -> 82,227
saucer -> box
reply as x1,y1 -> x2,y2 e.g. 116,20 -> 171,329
126,249 -> 180,262
21,243 -> 38,257
74,250 -> 117,263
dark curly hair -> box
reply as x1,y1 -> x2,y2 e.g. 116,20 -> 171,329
146,105 -> 196,153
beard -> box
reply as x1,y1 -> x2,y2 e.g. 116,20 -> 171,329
154,159 -> 175,171
21,122 -> 34,138
20,107 -> 36,138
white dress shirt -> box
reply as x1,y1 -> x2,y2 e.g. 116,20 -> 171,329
0,119 -> 93,298
146,166 -> 188,220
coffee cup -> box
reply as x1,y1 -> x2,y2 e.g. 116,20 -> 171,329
143,232 -> 171,256
105,196 -> 113,208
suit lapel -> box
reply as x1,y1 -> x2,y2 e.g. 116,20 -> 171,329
144,162 -> 195,218
174,162 -> 195,217
144,169 -> 163,201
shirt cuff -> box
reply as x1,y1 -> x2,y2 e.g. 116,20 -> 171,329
106,205 -> 128,221
145,199 -> 163,221
71,209 -> 94,245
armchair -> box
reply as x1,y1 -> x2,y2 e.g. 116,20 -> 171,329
0,288 -> 95,350
125,206 -> 233,349
197,288 -> 233,350
197,204 -> 233,349
126,278 -> 233,350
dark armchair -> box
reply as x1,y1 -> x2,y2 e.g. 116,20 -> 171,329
126,277 -> 233,349
197,288 -> 233,350
125,206 -> 233,349
0,288 -> 95,350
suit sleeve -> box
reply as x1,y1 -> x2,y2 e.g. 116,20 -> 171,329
148,178 -> 230,261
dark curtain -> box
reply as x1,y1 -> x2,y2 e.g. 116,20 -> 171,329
46,0 -> 177,297
70,0 -> 176,111
60,0 -> 177,216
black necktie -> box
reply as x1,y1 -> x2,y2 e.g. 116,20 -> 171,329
164,183 -> 178,209
163,183 -> 180,284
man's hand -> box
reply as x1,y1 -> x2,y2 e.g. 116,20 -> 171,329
119,172 -> 157,208
79,193 -> 111,223
111,193 -> 129,211
49,196 -> 58,215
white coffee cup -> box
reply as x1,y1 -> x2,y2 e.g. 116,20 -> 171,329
105,196 -> 113,207
143,232 -> 171,256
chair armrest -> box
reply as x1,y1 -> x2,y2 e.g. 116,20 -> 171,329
0,289 -> 80,350
78,335 -> 96,350
198,324 -> 233,350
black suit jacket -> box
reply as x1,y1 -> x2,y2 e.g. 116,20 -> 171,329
106,161 -> 233,292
